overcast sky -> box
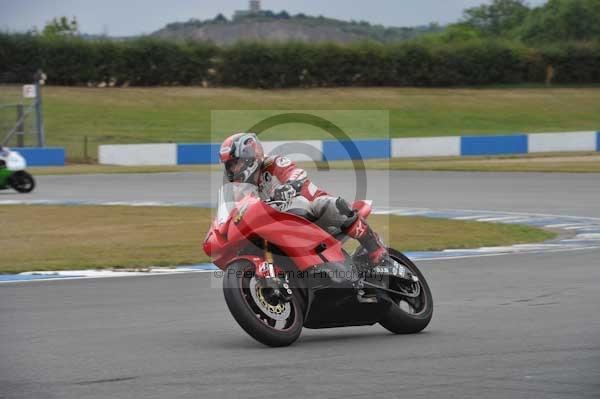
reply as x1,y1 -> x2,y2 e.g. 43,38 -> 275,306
0,0 -> 548,37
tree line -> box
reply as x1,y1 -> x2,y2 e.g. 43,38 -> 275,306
444,0 -> 600,44
1,0 -> 599,88
2,34 -> 599,87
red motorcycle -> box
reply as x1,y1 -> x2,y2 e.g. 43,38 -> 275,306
203,183 -> 433,347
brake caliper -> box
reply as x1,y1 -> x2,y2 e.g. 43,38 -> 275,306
255,261 -> 292,302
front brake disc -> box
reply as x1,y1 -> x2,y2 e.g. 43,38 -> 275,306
249,278 -> 291,321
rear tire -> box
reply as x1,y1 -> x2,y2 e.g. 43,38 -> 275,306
222,260 -> 304,347
9,171 -> 35,193
379,249 -> 433,334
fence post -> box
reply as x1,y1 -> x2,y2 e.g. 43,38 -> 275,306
34,73 -> 45,147
84,135 -> 89,162
16,104 -> 24,147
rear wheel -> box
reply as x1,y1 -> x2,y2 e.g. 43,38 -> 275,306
379,249 -> 433,334
9,171 -> 35,193
222,260 -> 304,347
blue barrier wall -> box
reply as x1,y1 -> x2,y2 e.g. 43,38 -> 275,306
15,147 -> 65,166
177,143 -> 220,165
322,139 -> 390,161
461,135 -> 528,156
100,131 -> 600,166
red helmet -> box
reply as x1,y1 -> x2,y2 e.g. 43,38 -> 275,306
219,133 -> 264,184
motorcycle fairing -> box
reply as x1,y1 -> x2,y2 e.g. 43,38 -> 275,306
205,196 -> 347,270
301,261 -> 390,329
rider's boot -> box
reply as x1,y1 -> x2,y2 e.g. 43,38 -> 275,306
335,197 -> 389,268
344,216 -> 416,283
345,216 -> 387,266
335,197 -> 415,289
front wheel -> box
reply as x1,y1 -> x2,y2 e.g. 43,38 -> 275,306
222,260 -> 305,347
379,249 -> 433,334
9,171 -> 35,193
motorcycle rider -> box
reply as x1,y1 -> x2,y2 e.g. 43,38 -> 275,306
219,132 -> 394,271
0,146 -> 8,168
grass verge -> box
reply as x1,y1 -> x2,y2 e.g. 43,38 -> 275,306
0,205 -> 555,274
1,86 -> 599,162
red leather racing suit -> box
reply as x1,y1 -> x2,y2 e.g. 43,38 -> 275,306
258,156 -> 387,263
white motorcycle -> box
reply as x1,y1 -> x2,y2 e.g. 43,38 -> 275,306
0,147 -> 35,193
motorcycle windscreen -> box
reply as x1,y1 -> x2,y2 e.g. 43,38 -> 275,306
6,151 -> 26,170
215,182 -> 259,226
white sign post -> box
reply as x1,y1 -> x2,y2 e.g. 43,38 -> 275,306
22,84 -> 37,99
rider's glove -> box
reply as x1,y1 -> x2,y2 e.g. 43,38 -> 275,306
272,184 -> 297,207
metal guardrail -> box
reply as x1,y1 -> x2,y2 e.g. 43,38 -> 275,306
1,77 -> 45,147
1,102 -> 36,147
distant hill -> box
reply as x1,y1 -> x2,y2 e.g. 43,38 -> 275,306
152,12 -> 443,45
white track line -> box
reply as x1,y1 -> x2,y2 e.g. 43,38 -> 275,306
3,204 -> 600,284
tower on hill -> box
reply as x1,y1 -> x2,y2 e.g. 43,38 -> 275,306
234,1 -> 262,19
249,0 -> 261,13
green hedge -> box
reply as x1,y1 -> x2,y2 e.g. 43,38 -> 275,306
0,35 -> 218,86
540,42 -> 600,83
1,34 -> 599,87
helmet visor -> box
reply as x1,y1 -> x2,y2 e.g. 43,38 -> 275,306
225,158 -> 247,177
225,158 -> 258,183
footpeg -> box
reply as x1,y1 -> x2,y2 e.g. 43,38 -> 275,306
356,289 -> 378,303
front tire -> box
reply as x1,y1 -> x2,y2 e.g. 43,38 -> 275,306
9,171 -> 35,193
379,249 -> 433,334
222,260 -> 304,347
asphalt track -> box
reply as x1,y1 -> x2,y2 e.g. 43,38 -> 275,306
1,171 -> 600,398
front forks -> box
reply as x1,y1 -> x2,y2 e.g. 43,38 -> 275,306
255,240 -> 293,302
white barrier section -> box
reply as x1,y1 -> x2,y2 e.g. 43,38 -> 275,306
99,144 -> 177,166
262,140 -> 323,162
528,131 -> 597,153
392,137 -> 460,158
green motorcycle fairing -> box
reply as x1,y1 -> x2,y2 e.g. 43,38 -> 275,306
0,167 -> 14,187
